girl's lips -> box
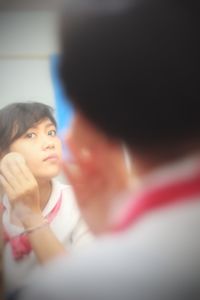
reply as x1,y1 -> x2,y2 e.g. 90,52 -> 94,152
43,154 -> 59,161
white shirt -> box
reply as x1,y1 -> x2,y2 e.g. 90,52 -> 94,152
2,179 -> 93,294
16,155 -> 200,300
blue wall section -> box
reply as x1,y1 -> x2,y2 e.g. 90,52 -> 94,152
50,54 -> 74,134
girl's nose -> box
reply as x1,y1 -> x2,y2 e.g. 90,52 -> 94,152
42,140 -> 55,150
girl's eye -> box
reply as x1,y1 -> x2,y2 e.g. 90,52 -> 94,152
48,130 -> 57,137
25,132 -> 36,139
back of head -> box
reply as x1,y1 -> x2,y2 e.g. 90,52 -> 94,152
0,102 -> 56,154
60,0 -> 200,154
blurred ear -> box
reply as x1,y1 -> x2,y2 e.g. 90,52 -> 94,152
66,112 -> 109,151
61,113 -> 132,234
64,112 -> 132,188
65,112 -> 120,165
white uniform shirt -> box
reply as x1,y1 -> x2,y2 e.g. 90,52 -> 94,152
2,179 -> 93,294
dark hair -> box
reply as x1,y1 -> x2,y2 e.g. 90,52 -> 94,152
59,0 -> 200,153
0,102 -> 56,154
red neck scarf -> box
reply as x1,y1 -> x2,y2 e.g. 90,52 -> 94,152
111,167 -> 200,233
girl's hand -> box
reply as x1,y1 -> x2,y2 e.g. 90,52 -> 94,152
0,152 -> 41,220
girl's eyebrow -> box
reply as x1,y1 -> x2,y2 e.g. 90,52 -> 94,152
45,122 -> 56,128
29,121 -> 56,130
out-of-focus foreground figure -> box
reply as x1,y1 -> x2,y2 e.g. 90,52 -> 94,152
13,0 -> 200,299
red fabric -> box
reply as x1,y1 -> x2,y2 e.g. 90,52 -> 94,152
4,231 -> 32,260
0,202 -> 3,213
3,192 -> 62,260
112,169 -> 200,232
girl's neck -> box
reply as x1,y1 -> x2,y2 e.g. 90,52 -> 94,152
37,179 -> 52,211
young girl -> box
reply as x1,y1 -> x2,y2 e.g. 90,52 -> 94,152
0,102 -> 93,296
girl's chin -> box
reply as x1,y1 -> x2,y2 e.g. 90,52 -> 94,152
35,171 -> 61,181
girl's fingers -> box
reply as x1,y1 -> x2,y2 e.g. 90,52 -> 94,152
1,154 -> 36,188
0,165 -> 22,192
0,155 -> 38,205
15,160 -> 37,183
0,174 -> 15,200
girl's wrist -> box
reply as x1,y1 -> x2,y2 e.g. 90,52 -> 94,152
22,217 -> 49,235
11,203 -> 43,228
21,213 -> 45,229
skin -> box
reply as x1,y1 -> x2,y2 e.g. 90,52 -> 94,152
0,112 -> 132,265
62,112 -> 133,234
62,112 -> 200,236
0,118 -> 66,264
0,118 -> 62,213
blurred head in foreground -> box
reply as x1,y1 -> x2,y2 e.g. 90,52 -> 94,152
59,0 -> 200,233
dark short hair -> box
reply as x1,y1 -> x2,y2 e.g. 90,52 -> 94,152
0,102 -> 56,154
60,0 -> 200,152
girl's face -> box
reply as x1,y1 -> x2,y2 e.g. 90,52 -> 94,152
9,118 -> 62,181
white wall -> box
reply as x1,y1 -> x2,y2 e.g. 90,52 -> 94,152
0,11 -> 68,182
0,11 -> 59,108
